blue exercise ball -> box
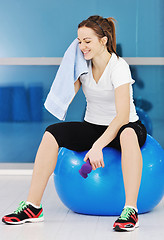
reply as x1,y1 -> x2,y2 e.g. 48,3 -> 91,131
54,135 -> 164,216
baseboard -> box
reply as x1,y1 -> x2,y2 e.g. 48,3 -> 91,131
0,163 -> 34,175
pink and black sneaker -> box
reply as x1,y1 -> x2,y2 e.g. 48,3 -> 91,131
113,206 -> 139,231
2,201 -> 44,225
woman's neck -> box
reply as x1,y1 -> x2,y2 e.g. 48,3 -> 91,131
91,51 -> 112,71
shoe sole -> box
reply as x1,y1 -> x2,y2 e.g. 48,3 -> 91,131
2,216 -> 44,225
113,221 -> 139,232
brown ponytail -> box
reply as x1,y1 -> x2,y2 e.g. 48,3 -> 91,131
78,15 -> 119,58
105,17 -> 118,56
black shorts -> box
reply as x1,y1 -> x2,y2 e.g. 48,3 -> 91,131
45,120 -> 147,152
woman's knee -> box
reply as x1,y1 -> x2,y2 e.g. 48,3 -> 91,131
43,131 -> 59,149
120,127 -> 137,144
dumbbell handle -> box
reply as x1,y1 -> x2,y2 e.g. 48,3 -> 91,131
79,159 -> 92,178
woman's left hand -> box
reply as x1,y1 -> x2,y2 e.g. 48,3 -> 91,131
83,145 -> 105,170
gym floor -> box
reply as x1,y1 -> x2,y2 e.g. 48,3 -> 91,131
0,173 -> 164,240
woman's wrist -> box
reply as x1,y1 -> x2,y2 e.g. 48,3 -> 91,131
92,141 -> 104,150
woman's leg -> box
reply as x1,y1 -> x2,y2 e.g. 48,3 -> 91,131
26,131 -> 59,206
119,128 -> 143,208
26,121 -> 101,206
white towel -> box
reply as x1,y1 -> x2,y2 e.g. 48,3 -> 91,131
44,38 -> 88,120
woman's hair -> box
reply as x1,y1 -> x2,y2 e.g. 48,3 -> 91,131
78,15 -> 119,57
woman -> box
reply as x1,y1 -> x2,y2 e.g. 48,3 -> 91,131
2,15 -> 147,232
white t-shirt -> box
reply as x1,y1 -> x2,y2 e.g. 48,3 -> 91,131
80,53 -> 139,126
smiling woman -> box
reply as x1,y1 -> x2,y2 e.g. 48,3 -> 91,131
77,27 -> 107,63
44,15 -> 147,232
78,15 -> 118,58
2,15 -> 148,233
77,35 -> 92,58
77,16 -> 118,85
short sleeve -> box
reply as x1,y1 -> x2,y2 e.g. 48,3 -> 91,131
111,59 -> 135,89
79,74 -> 85,83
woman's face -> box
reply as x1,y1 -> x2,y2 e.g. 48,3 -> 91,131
77,27 -> 106,60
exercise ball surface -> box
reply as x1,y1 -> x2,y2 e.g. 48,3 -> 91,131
54,135 -> 164,216
136,107 -> 153,135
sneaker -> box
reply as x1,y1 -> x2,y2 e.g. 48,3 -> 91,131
113,207 -> 139,232
2,201 -> 44,225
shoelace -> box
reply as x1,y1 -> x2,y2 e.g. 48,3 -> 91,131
119,207 -> 135,220
14,201 -> 28,214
